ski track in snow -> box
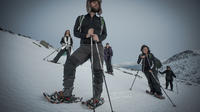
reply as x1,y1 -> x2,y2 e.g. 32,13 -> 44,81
0,31 -> 200,112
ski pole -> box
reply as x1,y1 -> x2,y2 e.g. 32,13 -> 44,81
90,38 -> 96,112
175,78 -> 179,95
130,71 -> 139,90
43,46 -> 61,60
95,42 -> 115,112
150,72 -> 176,107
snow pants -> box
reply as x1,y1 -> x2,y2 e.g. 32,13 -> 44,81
105,57 -> 113,73
166,80 -> 173,90
144,70 -> 162,95
53,48 -> 71,63
63,44 -> 104,99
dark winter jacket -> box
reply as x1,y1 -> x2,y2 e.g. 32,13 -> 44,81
74,13 -> 107,45
159,70 -> 176,81
104,47 -> 113,61
137,53 -> 156,72
60,36 -> 73,46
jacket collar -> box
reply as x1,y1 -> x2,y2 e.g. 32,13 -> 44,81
86,13 -> 98,18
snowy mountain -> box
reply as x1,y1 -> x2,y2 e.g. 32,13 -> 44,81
114,62 -> 142,71
161,50 -> 200,84
0,29 -> 200,112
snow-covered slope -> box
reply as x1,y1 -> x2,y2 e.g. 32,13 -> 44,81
162,50 -> 200,84
0,30 -> 200,112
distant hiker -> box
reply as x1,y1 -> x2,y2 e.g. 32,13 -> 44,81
47,0 -> 107,106
137,45 -> 165,99
159,66 -> 176,91
104,43 -> 113,75
50,30 -> 73,63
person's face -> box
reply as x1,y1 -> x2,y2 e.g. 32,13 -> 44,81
167,67 -> 171,70
66,30 -> 70,36
142,47 -> 148,54
90,1 -> 100,12
106,44 -> 109,48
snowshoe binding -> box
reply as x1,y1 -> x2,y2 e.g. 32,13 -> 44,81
82,97 -> 105,109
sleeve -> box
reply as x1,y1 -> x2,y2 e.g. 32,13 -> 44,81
172,71 -> 176,78
110,47 -> 113,56
60,37 -> 64,45
73,16 -> 87,39
71,37 -> 73,46
159,70 -> 166,74
98,20 -> 107,42
150,53 -> 156,69
137,54 -> 142,64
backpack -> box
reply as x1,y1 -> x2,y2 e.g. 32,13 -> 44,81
149,54 -> 162,69
77,15 -> 105,35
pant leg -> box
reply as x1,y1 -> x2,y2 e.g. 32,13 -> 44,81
92,44 -> 104,99
53,49 -> 65,62
170,80 -> 173,90
144,71 -> 155,93
63,45 -> 90,97
105,59 -> 109,72
65,48 -> 71,63
108,57 -> 113,72
166,80 -> 169,89
150,72 -> 162,95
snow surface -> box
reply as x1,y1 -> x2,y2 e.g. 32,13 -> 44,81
0,30 -> 200,112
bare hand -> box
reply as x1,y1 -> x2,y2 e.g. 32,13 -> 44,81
149,70 -> 152,73
86,28 -> 94,38
91,34 -> 99,42
140,55 -> 145,59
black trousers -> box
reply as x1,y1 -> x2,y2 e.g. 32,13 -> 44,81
53,48 -> 71,63
166,80 -> 173,90
144,70 -> 162,95
63,44 -> 104,99
105,57 -> 113,73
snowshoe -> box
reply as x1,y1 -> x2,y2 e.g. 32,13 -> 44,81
154,93 -> 165,100
82,97 -> 105,109
145,90 -> 154,95
105,71 -> 114,75
43,91 -> 82,104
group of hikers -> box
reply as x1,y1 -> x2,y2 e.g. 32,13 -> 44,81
44,0 -> 177,109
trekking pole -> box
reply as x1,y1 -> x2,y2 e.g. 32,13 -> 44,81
175,78 -> 179,95
150,72 -> 176,107
43,47 -> 62,60
129,71 -> 139,90
95,41 -> 115,112
90,38 -> 96,112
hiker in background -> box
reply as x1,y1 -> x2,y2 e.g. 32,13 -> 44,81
159,66 -> 176,91
104,43 -> 113,75
50,30 -> 73,63
137,45 -> 165,99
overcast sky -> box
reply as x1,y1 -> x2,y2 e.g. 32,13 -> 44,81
0,0 -> 199,64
